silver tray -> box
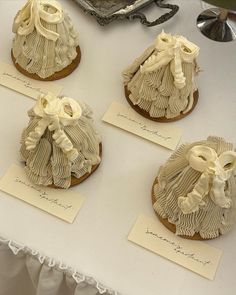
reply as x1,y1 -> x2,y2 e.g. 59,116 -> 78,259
74,0 -> 179,26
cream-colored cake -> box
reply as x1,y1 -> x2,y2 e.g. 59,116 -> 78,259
123,31 -> 200,121
152,136 -> 236,239
12,0 -> 81,80
20,93 -> 102,189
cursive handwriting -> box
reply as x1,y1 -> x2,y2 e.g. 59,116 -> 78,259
14,177 -> 73,211
2,72 -> 43,93
146,228 -> 211,266
117,113 -> 171,141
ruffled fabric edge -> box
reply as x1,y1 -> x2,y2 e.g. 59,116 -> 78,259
0,235 -> 120,295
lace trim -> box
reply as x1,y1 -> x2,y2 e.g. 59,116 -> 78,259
0,236 -> 120,295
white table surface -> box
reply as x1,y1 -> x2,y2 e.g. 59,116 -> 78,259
0,0 -> 236,294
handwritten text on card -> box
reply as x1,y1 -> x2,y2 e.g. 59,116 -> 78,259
0,61 -> 62,99
0,164 -> 84,223
128,214 -> 222,280
102,101 -> 182,150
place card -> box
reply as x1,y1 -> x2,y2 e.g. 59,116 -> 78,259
102,101 -> 182,150
128,214 -> 222,280
0,61 -> 62,99
0,164 -> 84,223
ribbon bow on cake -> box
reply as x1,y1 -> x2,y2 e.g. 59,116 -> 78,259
25,93 -> 82,161
13,0 -> 63,41
140,31 -> 200,89
178,145 -> 236,214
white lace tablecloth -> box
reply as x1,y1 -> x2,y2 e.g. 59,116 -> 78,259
0,237 -> 116,295
0,1 -> 236,295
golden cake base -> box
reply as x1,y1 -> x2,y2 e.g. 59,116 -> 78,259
151,178 -> 208,240
11,46 -> 81,81
49,143 -> 102,189
124,86 -> 199,122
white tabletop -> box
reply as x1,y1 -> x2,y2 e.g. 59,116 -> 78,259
0,0 -> 236,294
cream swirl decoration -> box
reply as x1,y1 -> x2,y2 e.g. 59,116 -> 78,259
26,93 -> 82,161
140,31 -> 200,89
178,145 -> 236,214
13,0 -> 63,41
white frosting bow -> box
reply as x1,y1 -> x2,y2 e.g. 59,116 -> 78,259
140,31 -> 199,89
25,93 -> 82,161
13,0 -> 63,41
178,145 -> 236,214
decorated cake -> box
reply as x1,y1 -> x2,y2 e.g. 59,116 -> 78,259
20,93 -> 102,189
123,31 -> 200,122
12,0 -> 81,81
152,136 -> 236,239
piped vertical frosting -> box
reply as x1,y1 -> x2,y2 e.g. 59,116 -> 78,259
153,136 -> 236,239
20,93 -> 101,189
12,0 -> 79,79
123,31 -> 200,119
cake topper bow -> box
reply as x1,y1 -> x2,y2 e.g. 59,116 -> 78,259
140,31 -> 199,89
25,93 -> 82,161
13,0 -> 63,41
178,145 -> 236,214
